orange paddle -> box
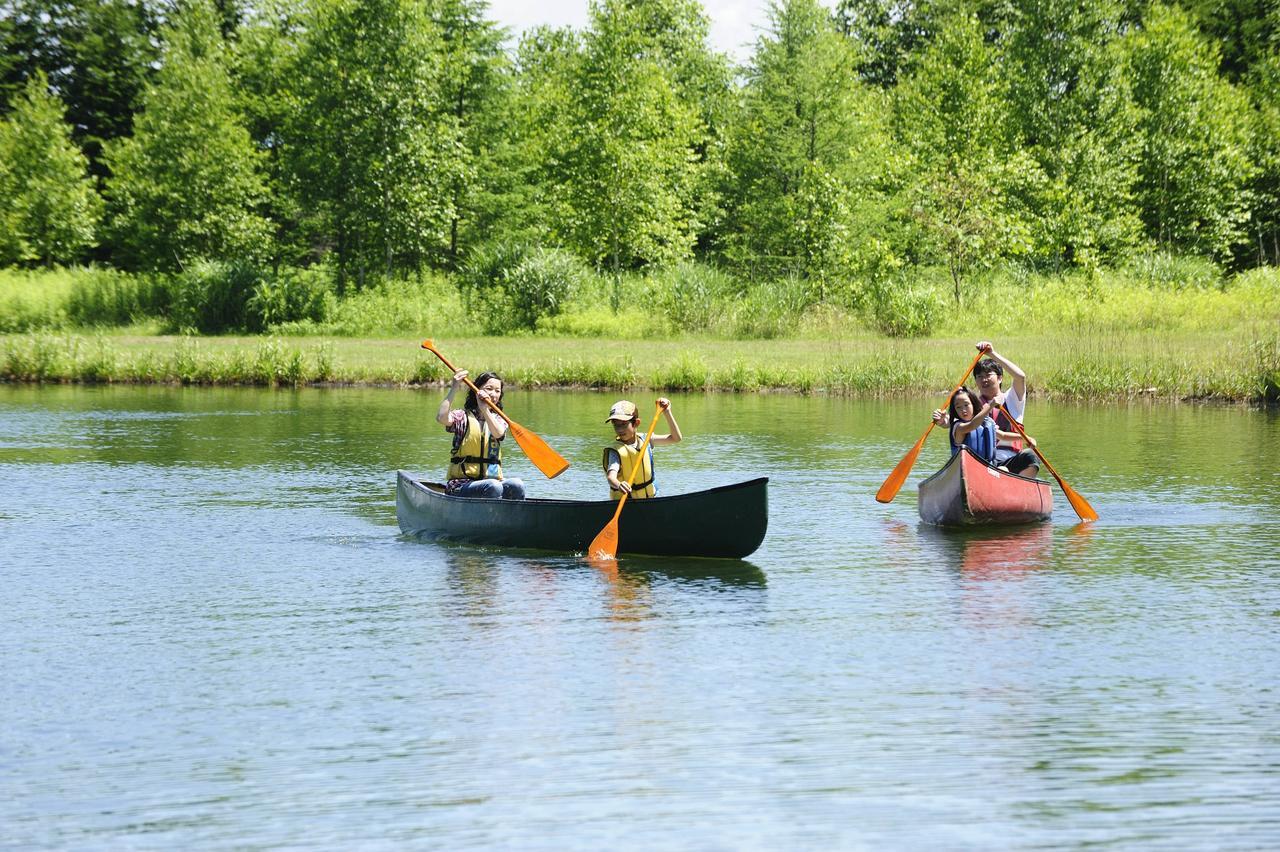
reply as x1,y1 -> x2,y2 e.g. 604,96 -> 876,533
996,403 -> 1098,522
420,340 -> 570,479
876,350 -> 985,503
586,402 -> 664,561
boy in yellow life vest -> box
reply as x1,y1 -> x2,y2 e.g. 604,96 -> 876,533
436,369 -> 526,499
603,398 -> 682,499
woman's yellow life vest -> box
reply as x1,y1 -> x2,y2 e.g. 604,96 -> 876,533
447,412 -> 503,481
603,434 -> 655,500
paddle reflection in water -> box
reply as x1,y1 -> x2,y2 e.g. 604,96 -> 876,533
437,544 -> 766,627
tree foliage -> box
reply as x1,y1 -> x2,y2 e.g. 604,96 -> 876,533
0,0 -> 160,176
999,0 -> 1143,268
1123,3 -> 1256,260
0,71 -> 101,266
722,0 -> 890,288
895,14 -> 1031,301
104,0 -> 271,271
555,0 -> 716,275
1,0 -> 1277,283
289,0 -> 461,287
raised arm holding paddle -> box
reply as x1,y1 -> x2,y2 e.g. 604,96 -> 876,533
881,341 -> 1097,523
421,339 -> 570,480
588,398 -> 682,561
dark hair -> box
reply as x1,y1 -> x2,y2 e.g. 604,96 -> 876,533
974,358 -> 1003,379
464,371 -> 504,415
948,387 -> 983,423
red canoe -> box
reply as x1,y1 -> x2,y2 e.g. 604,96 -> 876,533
918,447 -> 1053,526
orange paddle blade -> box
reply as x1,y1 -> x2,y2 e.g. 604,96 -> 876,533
1060,481 -> 1099,522
506,420 -> 570,479
586,519 -> 620,562
420,338 -> 570,480
875,423 -> 933,503
420,339 -> 455,371
876,350 -> 984,504
585,403 -> 664,561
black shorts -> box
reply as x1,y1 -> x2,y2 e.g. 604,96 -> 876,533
995,448 -> 1038,475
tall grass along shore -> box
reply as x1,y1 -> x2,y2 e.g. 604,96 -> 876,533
1,262 -> 1277,403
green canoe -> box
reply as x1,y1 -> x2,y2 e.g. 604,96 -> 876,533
396,471 -> 768,559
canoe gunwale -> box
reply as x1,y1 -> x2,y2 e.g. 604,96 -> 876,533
399,473 -> 768,509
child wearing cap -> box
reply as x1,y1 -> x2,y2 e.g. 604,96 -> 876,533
603,398 -> 682,499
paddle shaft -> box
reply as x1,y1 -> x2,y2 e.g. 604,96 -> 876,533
588,403 -> 665,560
995,403 -> 1099,522
875,349 -> 986,504
424,344 -> 514,428
421,339 -> 570,479
608,404 -> 665,523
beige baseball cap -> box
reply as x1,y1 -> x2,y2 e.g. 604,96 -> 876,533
605,400 -> 638,422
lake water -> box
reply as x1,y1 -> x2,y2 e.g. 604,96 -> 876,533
3,384 -> 1278,848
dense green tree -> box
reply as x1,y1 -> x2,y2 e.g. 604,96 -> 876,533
481,24 -> 581,251
1123,3 -> 1256,259
435,0 -> 513,267
1000,0 -> 1143,267
1245,49 -> 1280,265
4,0 -> 1277,281
836,0 -> 918,87
0,71 -> 101,266
104,0 -> 271,270
894,14 -> 1033,301
835,0 -> 1019,87
1178,0 -> 1277,81
558,0 -> 714,275
622,0 -> 734,256
290,0 -> 461,286
722,0 -> 892,286
0,0 -> 160,176
230,0 -> 311,265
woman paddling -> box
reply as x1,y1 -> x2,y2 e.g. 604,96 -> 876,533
436,370 -> 526,499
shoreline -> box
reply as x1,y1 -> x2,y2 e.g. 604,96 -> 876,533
2,331 -> 1277,403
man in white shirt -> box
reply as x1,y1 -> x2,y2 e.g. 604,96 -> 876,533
935,341 -> 1040,477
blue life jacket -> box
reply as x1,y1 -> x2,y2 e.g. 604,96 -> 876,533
950,417 -> 996,462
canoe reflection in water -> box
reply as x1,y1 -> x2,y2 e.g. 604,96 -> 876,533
435,546 -> 766,625
962,525 -> 1053,578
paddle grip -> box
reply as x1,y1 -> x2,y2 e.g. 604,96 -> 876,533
423,342 -> 511,425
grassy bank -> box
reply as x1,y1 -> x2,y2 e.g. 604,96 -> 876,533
3,330 -> 1277,402
2,260 -> 1277,401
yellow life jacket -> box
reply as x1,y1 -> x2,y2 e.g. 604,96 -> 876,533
447,412 -> 503,481
603,434 -> 655,500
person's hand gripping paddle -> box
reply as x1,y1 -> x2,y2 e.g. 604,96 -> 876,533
586,402 -> 664,561
420,340 -> 569,479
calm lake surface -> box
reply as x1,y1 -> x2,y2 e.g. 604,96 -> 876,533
3,384 -> 1279,848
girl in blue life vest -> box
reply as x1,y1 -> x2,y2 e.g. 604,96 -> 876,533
948,387 -> 998,463
436,369 -> 526,499
603,398 -> 682,499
